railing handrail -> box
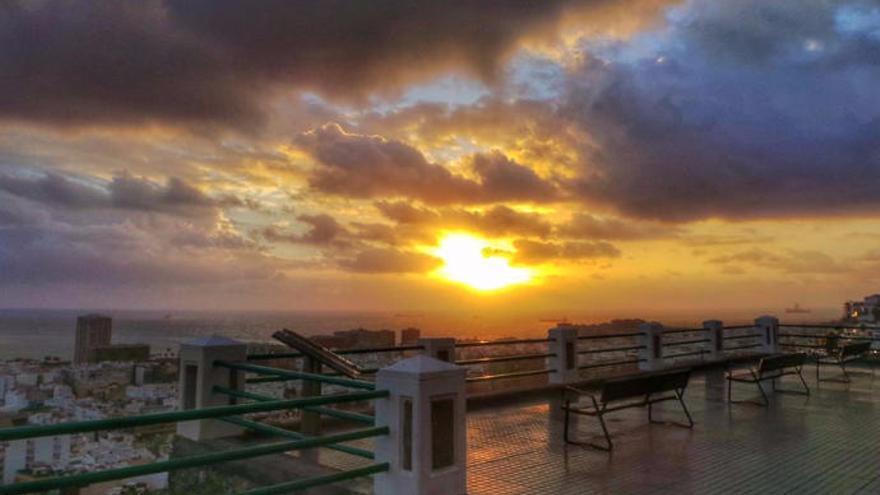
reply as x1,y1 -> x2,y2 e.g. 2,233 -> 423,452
216,360 -> 375,390
578,358 -> 644,370
455,352 -> 555,366
222,416 -> 375,459
664,327 -> 709,334
455,338 -> 552,348
239,462 -> 390,495
663,338 -> 710,347
0,390 -> 388,442
779,323 -> 880,330
577,332 -> 643,340
0,426 -> 389,495
247,343 -> 425,361
466,368 -> 555,382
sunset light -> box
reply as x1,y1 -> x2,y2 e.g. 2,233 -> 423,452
433,234 -> 532,291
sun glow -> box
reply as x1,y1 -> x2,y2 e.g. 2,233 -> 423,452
433,233 -> 532,291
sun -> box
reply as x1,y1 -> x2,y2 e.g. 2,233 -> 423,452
432,233 -> 532,291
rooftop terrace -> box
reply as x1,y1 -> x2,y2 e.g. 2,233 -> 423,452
467,366 -> 880,495
2,319 -> 879,494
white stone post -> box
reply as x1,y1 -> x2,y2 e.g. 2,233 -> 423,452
755,316 -> 779,354
418,338 -> 456,363
704,320 -> 724,361
177,336 -> 247,441
375,356 -> 467,495
639,322 -> 665,371
548,326 -> 579,384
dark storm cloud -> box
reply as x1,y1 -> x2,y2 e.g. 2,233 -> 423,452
0,173 -> 106,208
0,170 -> 242,215
0,208 -> 276,288
564,0 -> 880,221
470,152 -> 558,202
261,214 -> 349,245
296,124 -> 558,204
0,1 -> 258,127
0,0 -> 598,127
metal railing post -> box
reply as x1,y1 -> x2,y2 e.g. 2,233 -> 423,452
639,322 -> 665,371
301,355 -> 323,437
375,356 -> 467,495
177,336 -> 247,441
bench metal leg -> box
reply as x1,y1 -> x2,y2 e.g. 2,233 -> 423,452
593,411 -> 613,451
817,360 -> 850,383
563,399 -> 613,451
727,378 -> 769,406
754,380 -> 769,406
649,393 -> 694,429
797,368 -> 811,395
677,389 -> 695,428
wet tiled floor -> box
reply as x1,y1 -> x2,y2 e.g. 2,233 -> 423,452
467,366 -> 880,494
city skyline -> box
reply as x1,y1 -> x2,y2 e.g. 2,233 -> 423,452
3,0 -> 880,315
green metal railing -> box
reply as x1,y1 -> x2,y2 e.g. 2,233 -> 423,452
222,416 -> 376,459
213,386 -> 374,425
0,357 -> 392,495
239,463 -> 389,495
216,360 -> 375,390
0,390 -> 386,442
0,427 -> 388,495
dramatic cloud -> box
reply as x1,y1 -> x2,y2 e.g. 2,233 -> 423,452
297,124 -> 558,204
0,171 -> 239,215
1,0 -> 662,128
374,201 -> 552,238
0,208 -> 276,288
262,214 -> 348,245
564,0 -> 880,221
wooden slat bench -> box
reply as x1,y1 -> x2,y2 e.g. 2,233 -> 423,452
726,353 -> 809,406
562,368 -> 693,451
816,341 -> 873,383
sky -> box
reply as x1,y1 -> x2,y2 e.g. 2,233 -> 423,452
2,0 -> 880,317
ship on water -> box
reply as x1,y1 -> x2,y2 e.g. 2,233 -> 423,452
785,303 -> 811,314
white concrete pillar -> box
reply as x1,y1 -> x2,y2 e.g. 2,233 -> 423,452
639,322 -> 665,371
703,320 -> 724,361
177,336 -> 247,441
375,356 -> 467,495
755,316 -> 779,354
548,326 -> 579,384
418,338 -> 456,363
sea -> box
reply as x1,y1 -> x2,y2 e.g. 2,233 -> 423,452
0,306 -> 839,361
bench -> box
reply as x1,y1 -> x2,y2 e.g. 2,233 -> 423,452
816,341 -> 873,383
562,368 -> 693,451
726,353 -> 809,406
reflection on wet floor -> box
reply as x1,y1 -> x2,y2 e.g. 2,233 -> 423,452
468,367 -> 880,494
